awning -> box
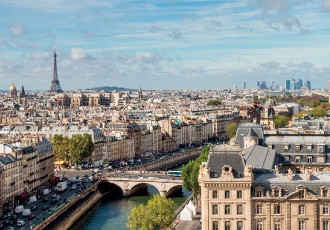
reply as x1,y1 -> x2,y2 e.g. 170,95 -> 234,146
20,192 -> 28,198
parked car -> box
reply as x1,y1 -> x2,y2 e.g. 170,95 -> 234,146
42,205 -> 48,210
28,214 -> 35,220
71,184 -> 77,190
14,205 -> 24,214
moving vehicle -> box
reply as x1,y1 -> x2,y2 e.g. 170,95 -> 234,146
43,189 -> 50,196
22,209 -> 31,217
29,195 -> 37,203
167,170 -> 181,177
17,220 -> 25,226
14,205 -> 24,214
57,181 -> 67,192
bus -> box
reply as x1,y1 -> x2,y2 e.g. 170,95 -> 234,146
167,170 -> 181,177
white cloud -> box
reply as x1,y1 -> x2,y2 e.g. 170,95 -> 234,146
70,48 -> 92,60
323,0 -> 330,11
10,24 -> 25,36
168,28 -> 182,40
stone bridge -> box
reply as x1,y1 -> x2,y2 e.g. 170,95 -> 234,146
100,176 -> 183,197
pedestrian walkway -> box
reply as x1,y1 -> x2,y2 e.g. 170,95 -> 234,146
174,220 -> 200,230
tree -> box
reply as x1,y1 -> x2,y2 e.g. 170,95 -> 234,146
51,134 -> 94,165
207,100 -> 222,106
182,146 -> 210,196
311,107 -> 326,117
226,122 -> 238,139
274,115 -> 290,128
127,195 -> 174,230
292,111 -> 308,118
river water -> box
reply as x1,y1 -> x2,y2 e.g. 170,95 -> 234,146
70,165 -> 189,230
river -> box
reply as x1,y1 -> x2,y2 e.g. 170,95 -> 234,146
70,165 -> 189,230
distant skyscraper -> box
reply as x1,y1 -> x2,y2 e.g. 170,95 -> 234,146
243,82 -> 246,89
328,80 -> 330,91
279,84 -> 283,91
260,81 -> 267,90
306,81 -> 311,90
290,79 -> 296,90
285,80 -> 290,91
296,79 -> 303,90
256,81 -> 260,87
49,51 -> 63,93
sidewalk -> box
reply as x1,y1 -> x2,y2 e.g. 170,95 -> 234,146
174,220 -> 200,230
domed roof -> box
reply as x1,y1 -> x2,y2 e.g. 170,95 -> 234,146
9,82 -> 16,91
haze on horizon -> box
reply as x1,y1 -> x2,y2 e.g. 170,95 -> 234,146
1,0 -> 330,90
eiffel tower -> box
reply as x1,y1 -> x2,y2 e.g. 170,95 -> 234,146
49,51 -> 63,93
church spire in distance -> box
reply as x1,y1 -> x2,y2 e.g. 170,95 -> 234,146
49,50 -> 63,93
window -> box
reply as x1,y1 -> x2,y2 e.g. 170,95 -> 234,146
255,190 -> 262,197
274,222 -> 280,230
225,221 -> 231,230
295,156 -> 301,163
274,204 -> 281,214
237,221 -> 243,230
225,190 -> 230,199
212,221 -> 219,230
237,205 -> 243,215
274,189 -> 280,197
307,145 -> 312,151
299,204 -> 305,215
212,190 -> 218,199
299,220 -> 305,230
212,204 -> 218,215
237,190 -> 243,199
284,145 -> 289,152
307,156 -> 313,163
299,190 -> 305,199
256,221 -> 263,230
284,155 -> 290,163
256,204 -> 263,214
324,221 -> 329,230
225,205 -> 231,215
296,145 -> 301,151
324,189 -> 328,197
323,204 -> 329,214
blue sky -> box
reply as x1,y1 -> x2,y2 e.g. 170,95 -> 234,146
1,0 -> 330,90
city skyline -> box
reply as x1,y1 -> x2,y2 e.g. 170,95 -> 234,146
1,0 -> 330,90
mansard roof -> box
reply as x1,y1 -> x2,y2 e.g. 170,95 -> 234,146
244,145 -> 275,169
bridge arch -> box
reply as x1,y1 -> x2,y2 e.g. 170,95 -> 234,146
166,184 -> 183,197
98,180 -> 124,196
128,183 -> 160,197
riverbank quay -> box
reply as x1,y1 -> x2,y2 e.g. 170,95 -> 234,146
131,147 -> 202,171
33,181 -> 100,230
170,195 -> 201,230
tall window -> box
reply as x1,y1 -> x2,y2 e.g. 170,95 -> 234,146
296,155 -> 301,163
212,190 -> 218,199
212,204 -> 218,215
256,221 -> 263,230
299,221 -> 305,230
212,221 -> 219,230
237,221 -> 243,230
299,204 -> 305,215
225,190 -> 230,199
274,189 -> 280,197
284,155 -> 290,163
323,204 -> 329,214
274,204 -> 281,214
237,190 -> 242,199
323,221 -> 329,230
225,205 -> 231,215
274,222 -> 280,230
256,204 -> 263,214
307,156 -> 313,163
237,205 -> 243,215
225,221 -> 231,230
299,190 -> 305,199
323,189 -> 328,197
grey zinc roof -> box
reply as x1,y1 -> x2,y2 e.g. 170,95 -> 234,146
235,123 -> 264,148
244,145 -> 275,169
208,150 -> 245,178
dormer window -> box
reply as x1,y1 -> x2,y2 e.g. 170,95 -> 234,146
321,187 -> 329,197
272,187 -> 281,197
284,145 -> 289,152
295,156 -> 301,163
255,187 -> 264,197
296,145 -> 301,151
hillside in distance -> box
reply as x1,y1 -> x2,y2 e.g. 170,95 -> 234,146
85,86 -> 136,91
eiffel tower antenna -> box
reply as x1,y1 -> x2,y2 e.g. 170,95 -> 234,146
49,50 -> 63,93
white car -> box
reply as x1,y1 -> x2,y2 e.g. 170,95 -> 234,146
17,220 -> 25,226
